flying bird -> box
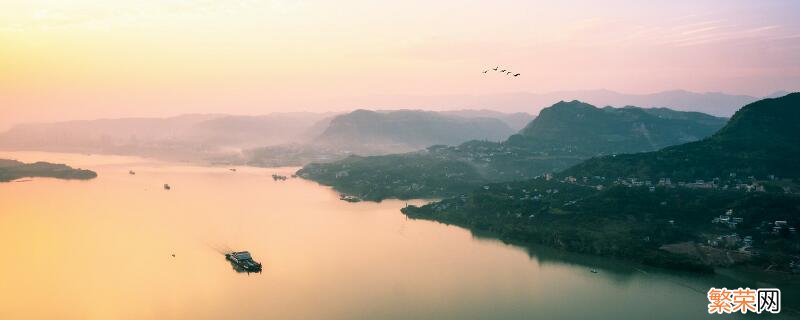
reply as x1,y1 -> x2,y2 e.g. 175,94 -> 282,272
484,66 -> 520,77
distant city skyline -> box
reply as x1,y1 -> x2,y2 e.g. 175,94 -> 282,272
1,1 -> 799,128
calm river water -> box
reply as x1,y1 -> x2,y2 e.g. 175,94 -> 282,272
0,151 -> 795,319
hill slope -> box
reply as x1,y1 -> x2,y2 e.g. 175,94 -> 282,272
298,102 -> 727,200
563,92 -> 800,181
311,109 -> 515,154
509,101 -> 726,155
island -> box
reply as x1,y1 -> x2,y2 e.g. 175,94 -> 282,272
0,159 -> 97,182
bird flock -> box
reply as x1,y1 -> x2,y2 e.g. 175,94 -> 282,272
483,66 -> 520,77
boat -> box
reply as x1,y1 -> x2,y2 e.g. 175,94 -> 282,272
225,251 -> 262,273
163,184 -> 171,190
229,168 -> 236,172
272,174 -> 288,181
129,170 -> 136,175
590,269 -> 598,273
339,194 -> 361,203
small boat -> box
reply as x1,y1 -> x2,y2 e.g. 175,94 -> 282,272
129,170 -> 136,175
163,184 -> 171,190
225,251 -> 262,273
590,269 -> 598,274
272,174 -> 288,181
339,194 -> 361,203
229,168 -> 237,172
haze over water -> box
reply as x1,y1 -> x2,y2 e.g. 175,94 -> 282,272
0,151 -> 791,319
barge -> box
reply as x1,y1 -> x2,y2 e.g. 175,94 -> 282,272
225,251 -> 262,273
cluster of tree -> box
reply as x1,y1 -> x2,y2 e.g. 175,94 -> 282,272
0,159 -> 97,182
402,178 -> 800,272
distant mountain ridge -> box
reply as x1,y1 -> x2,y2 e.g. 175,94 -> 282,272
311,109 -> 516,154
243,109 -> 529,167
0,109 -> 531,165
0,112 -> 335,161
349,89 -> 782,117
563,92 -> 800,180
440,109 -> 534,130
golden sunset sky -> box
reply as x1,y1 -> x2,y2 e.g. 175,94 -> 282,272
1,0 -> 799,128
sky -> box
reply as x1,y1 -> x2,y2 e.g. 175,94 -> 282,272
1,0 -> 799,128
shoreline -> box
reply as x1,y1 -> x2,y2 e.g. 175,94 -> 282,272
401,204 -> 800,280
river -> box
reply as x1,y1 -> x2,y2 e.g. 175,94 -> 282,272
0,151 -> 794,319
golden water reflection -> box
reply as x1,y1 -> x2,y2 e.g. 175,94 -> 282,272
0,152 -> 789,319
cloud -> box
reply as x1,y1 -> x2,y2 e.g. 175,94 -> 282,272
680,25 -> 723,36
653,19 -> 783,47
769,34 -> 800,41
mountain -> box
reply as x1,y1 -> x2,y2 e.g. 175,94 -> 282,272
586,90 -> 760,117
509,100 -> 728,155
563,92 -> 800,181
242,110 -> 530,167
766,90 -> 791,98
400,94 -> 800,274
1,109 -> 527,166
440,109 -> 534,130
297,102 -> 727,201
0,112 -> 334,161
0,159 -> 97,182
311,109 -> 516,154
179,112 -> 338,148
345,89 -> 769,117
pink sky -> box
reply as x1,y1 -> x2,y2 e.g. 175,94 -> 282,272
1,0 -> 799,128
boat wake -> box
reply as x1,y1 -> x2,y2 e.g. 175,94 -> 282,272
206,242 -> 234,256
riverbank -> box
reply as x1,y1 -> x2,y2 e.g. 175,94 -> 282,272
401,204 -> 715,273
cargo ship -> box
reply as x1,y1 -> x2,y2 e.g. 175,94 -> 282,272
225,251 -> 262,273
